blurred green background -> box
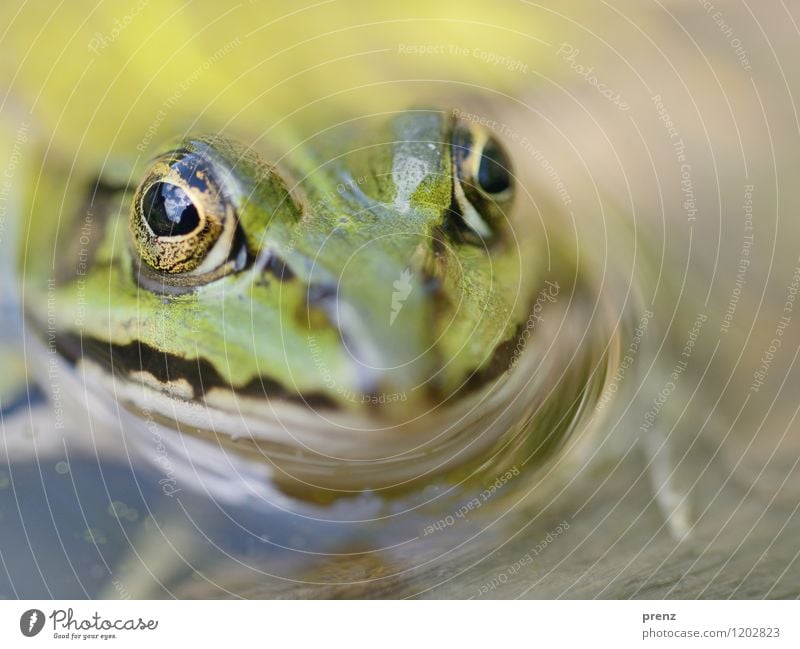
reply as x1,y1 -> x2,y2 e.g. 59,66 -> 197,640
0,0 -> 596,159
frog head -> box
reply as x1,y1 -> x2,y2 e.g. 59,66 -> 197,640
25,108 -> 561,489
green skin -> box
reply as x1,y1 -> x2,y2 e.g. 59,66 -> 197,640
21,109 -> 556,483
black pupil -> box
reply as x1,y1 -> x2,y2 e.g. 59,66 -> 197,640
477,138 -> 511,194
142,182 -> 200,237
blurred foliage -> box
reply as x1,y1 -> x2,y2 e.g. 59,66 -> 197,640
0,0 -> 614,162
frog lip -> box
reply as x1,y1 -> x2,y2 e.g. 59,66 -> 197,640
127,328 -> 557,491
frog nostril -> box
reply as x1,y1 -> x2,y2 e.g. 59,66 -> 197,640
260,252 -> 295,281
306,282 -> 338,305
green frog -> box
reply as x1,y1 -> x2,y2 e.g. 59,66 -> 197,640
20,108 -> 611,497
9,108 -> 628,597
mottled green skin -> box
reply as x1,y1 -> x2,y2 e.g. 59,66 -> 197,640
23,109 -> 542,411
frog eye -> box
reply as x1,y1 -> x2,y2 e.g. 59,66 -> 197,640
130,151 -> 240,276
476,136 -> 512,195
450,119 -> 514,242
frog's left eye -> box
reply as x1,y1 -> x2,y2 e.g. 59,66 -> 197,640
450,119 -> 514,242
130,151 -> 241,277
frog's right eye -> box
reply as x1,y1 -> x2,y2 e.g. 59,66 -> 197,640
450,117 -> 515,243
476,136 -> 512,195
130,151 -> 241,276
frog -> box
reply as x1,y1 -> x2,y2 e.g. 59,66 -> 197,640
18,107 -> 612,500
9,108 -> 634,601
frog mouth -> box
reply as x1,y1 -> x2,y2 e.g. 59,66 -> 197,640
25,262 -> 618,497
77,282 -> 617,496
